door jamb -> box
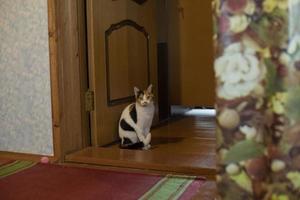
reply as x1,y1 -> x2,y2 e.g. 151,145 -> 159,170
47,0 -> 90,161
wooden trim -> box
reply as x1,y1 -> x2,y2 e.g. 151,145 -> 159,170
63,162 -> 215,180
0,151 -> 57,163
48,0 -> 62,161
86,0 -> 98,146
65,147 -> 216,180
77,0 -> 91,148
47,0 -> 90,161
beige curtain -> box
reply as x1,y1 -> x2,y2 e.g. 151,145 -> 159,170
213,0 -> 300,199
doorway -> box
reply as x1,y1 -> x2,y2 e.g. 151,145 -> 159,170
66,0 -> 216,178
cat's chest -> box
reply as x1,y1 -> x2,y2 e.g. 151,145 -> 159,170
136,105 -> 154,124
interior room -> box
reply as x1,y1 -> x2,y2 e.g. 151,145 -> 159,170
2,0 -> 300,199
0,0 -> 216,199
65,0 -> 216,177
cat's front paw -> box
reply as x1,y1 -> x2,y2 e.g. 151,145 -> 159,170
143,144 -> 151,150
144,133 -> 151,145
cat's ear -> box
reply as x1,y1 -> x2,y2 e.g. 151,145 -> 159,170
134,87 -> 140,98
146,84 -> 153,93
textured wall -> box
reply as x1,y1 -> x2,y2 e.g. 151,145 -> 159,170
214,0 -> 300,199
0,0 -> 53,155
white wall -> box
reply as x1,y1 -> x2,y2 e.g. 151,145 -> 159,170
0,0 -> 53,155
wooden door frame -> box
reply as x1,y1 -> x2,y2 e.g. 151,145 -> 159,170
48,0 -> 90,161
47,0 -> 171,160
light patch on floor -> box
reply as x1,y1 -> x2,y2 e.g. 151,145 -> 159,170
185,109 -> 216,116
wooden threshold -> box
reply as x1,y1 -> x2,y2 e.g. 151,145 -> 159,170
65,146 -> 216,179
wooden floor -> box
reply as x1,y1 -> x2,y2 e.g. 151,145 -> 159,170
66,113 -> 216,179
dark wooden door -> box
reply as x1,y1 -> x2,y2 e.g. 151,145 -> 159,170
86,0 -> 158,146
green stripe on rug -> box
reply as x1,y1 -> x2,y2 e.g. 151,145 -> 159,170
0,160 -> 36,178
139,175 -> 196,200
0,161 -> 19,170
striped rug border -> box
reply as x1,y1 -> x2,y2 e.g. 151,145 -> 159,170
0,160 -> 201,199
0,160 -> 36,178
139,174 -> 197,200
0,159 -> 16,167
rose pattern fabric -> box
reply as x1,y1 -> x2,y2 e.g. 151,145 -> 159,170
214,0 -> 300,199
215,42 -> 266,100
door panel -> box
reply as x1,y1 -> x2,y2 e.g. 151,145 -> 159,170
179,0 -> 215,107
87,0 -> 158,146
168,0 -> 215,107
107,21 -> 149,103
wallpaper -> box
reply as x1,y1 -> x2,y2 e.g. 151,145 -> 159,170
214,0 -> 300,199
0,0 -> 53,155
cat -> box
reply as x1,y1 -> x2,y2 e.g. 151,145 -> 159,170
119,84 -> 155,150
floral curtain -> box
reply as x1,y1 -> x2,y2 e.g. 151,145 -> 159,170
213,0 -> 300,199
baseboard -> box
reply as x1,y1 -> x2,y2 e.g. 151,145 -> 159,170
0,151 -> 58,163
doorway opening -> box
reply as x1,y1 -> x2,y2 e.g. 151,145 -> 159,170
66,0 -> 216,179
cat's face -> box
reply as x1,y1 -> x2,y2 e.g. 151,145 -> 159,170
134,85 -> 154,107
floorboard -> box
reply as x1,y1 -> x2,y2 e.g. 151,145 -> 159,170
66,114 -> 216,179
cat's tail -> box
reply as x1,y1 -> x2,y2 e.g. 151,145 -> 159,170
119,142 -> 144,149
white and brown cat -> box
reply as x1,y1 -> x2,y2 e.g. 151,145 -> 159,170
119,85 -> 154,150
